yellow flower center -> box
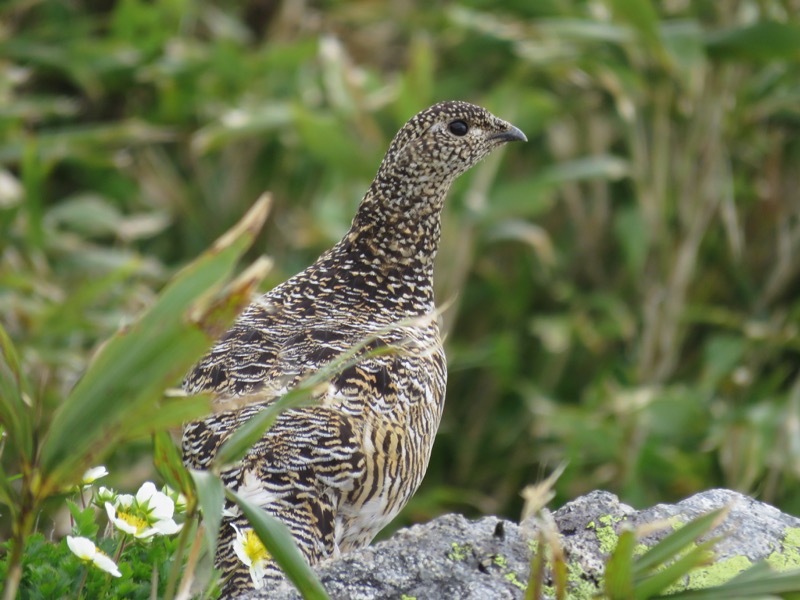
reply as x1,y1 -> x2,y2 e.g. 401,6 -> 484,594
119,511 -> 149,533
243,529 -> 270,563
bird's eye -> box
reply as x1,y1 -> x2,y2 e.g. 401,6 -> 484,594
448,120 -> 469,137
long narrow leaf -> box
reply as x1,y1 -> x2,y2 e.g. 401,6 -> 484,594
125,393 -> 212,440
39,195 -> 271,491
656,565 -> 800,598
190,469 -> 225,561
634,539 -> 717,599
605,529 -> 637,599
633,508 -> 728,576
153,431 -> 195,501
0,324 -> 32,460
213,319 -> 403,469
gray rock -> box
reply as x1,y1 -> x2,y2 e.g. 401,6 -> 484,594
247,489 -> 800,599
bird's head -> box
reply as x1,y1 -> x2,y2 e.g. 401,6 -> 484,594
379,100 -> 527,183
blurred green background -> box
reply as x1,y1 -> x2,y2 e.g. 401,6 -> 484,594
2,0 -> 800,540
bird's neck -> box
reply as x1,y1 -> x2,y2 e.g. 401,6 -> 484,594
345,169 -> 453,270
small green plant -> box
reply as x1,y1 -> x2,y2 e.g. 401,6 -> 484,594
0,467 -> 189,598
1,199 -> 329,599
602,507 -> 800,599
523,473 -> 800,599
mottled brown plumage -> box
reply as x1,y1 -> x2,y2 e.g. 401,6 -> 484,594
182,101 -> 525,596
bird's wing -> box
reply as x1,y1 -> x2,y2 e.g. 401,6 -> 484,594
210,405 -> 365,597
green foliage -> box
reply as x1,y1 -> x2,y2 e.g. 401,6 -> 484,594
601,508 -> 800,599
0,481 -> 187,600
2,0 -> 800,596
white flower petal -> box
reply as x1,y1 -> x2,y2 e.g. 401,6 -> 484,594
92,553 -> 122,577
231,525 -> 252,567
135,481 -> 157,504
116,494 -> 134,508
81,466 -> 108,485
114,519 -> 139,535
67,536 -> 96,560
250,560 -> 266,590
133,527 -> 159,539
146,490 -> 174,521
106,502 -> 138,536
153,518 -> 181,535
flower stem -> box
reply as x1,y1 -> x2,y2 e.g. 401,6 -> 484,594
113,537 -> 127,563
75,566 -> 88,600
162,507 -> 197,600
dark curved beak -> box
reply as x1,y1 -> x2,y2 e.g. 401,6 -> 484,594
491,124 -> 527,143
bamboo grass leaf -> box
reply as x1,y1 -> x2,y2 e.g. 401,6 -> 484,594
655,565 -> 800,598
153,431 -> 195,502
706,21 -> 800,61
190,469 -> 225,561
38,196 -> 271,491
124,393 -> 212,441
605,0 -> 663,50
634,539 -> 717,599
633,508 -> 728,577
605,529 -> 637,599
0,324 -> 32,460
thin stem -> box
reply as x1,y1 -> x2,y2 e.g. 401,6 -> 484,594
2,489 -> 37,600
74,566 -> 89,600
163,508 -> 198,600
176,524 -> 206,600
113,536 -> 127,563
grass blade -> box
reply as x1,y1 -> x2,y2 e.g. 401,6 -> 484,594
605,529 -> 637,599
633,508 -> 727,576
153,431 -> 195,501
190,469 -> 225,561
39,195 -> 271,491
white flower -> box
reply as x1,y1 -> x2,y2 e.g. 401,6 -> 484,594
66,536 -> 121,577
81,466 -> 108,486
105,481 -> 182,539
231,525 -> 270,590
96,486 -> 117,505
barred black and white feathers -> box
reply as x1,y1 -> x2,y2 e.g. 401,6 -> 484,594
182,101 -> 526,597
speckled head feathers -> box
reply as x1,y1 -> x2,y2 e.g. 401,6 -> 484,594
379,100 -> 526,181
351,101 -> 526,262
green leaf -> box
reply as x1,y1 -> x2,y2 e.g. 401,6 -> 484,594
191,103 -> 293,155
656,564 -> 800,598
189,469 -> 225,561
39,196 -> 271,492
0,323 -> 32,461
0,459 -> 19,518
635,538 -> 717,598
706,21 -> 800,62
66,499 -> 99,539
605,528 -> 637,599
212,388 -> 313,468
125,393 -> 212,440
153,431 -> 195,502
227,487 -> 331,600
214,327 -> 397,469
633,508 -> 726,577
605,0 -> 662,49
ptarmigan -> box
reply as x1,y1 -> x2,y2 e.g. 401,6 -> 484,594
182,100 -> 526,596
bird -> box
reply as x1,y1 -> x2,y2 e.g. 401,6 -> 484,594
181,100 -> 526,597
